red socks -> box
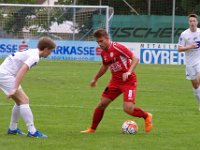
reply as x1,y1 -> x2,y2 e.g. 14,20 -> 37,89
91,107 -> 105,129
132,106 -> 148,119
90,106 -> 147,129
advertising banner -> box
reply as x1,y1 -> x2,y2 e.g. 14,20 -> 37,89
0,39 -> 99,61
0,39 -> 184,65
93,15 -> 187,43
123,42 -> 185,65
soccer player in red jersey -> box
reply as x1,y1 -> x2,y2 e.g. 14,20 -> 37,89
81,29 -> 153,133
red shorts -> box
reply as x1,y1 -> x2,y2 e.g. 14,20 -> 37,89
102,80 -> 137,103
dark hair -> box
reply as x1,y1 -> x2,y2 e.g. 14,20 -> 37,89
93,28 -> 109,38
37,37 -> 56,51
188,14 -> 198,20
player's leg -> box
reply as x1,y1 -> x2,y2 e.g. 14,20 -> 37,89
81,85 -> 121,133
0,75 -> 25,135
123,102 -> 152,132
123,102 -> 147,118
187,64 -> 200,110
92,97 -> 113,130
191,74 -> 200,110
122,85 -> 152,132
10,88 -> 47,138
81,96 -> 112,133
8,103 -> 25,135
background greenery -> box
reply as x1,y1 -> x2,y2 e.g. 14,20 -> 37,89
1,0 -> 200,15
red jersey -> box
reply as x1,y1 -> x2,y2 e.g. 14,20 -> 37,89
101,42 -> 137,83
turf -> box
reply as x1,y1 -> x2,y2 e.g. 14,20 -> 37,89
0,60 -> 199,150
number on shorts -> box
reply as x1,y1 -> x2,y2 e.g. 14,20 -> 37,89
128,90 -> 133,98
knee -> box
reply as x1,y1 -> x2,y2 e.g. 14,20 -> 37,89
97,102 -> 108,110
123,105 -> 134,114
193,84 -> 200,89
20,96 -> 29,104
97,103 -> 107,110
96,97 -> 112,110
25,96 -> 29,103
192,80 -> 200,89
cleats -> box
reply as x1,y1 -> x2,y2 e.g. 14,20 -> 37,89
144,113 -> 153,132
8,128 -> 47,138
8,128 -> 25,135
27,130 -> 48,138
80,128 -> 96,133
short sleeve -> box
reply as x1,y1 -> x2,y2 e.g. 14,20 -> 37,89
178,33 -> 185,47
24,57 -> 39,69
113,42 -> 134,58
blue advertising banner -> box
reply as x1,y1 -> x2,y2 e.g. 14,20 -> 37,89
0,39 -> 102,61
122,42 -> 185,65
140,49 -> 185,64
0,39 -> 23,58
0,39 -> 185,65
50,41 -> 99,61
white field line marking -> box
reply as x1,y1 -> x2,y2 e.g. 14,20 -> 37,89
0,103 -> 188,112
0,103 -> 123,110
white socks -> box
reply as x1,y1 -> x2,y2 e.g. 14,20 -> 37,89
9,104 -> 37,134
193,86 -> 200,103
9,104 -> 20,130
20,104 -> 36,134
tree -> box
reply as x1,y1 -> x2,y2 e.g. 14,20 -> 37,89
55,0 -> 72,5
0,0 -> 39,38
0,1 -> 66,38
0,0 -> 36,4
0,0 -> 195,39
181,0 -> 200,14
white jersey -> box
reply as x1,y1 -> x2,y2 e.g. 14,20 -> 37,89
178,28 -> 200,66
0,48 -> 40,76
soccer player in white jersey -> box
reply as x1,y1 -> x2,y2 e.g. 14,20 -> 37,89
0,37 -> 56,138
178,14 -> 200,110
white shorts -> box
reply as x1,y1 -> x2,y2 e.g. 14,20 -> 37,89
186,63 -> 200,80
0,70 -> 21,95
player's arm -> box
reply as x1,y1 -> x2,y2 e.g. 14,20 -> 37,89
122,55 -> 139,82
7,64 -> 29,98
115,43 -> 139,81
178,44 -> 197,52
128,55 -> 139,73
90,64 -> 109,87
177,33 -> 197,52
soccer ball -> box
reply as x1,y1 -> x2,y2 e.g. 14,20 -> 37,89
122,120 -> 138,134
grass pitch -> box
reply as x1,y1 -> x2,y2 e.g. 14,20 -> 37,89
0,60 -> 199,150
